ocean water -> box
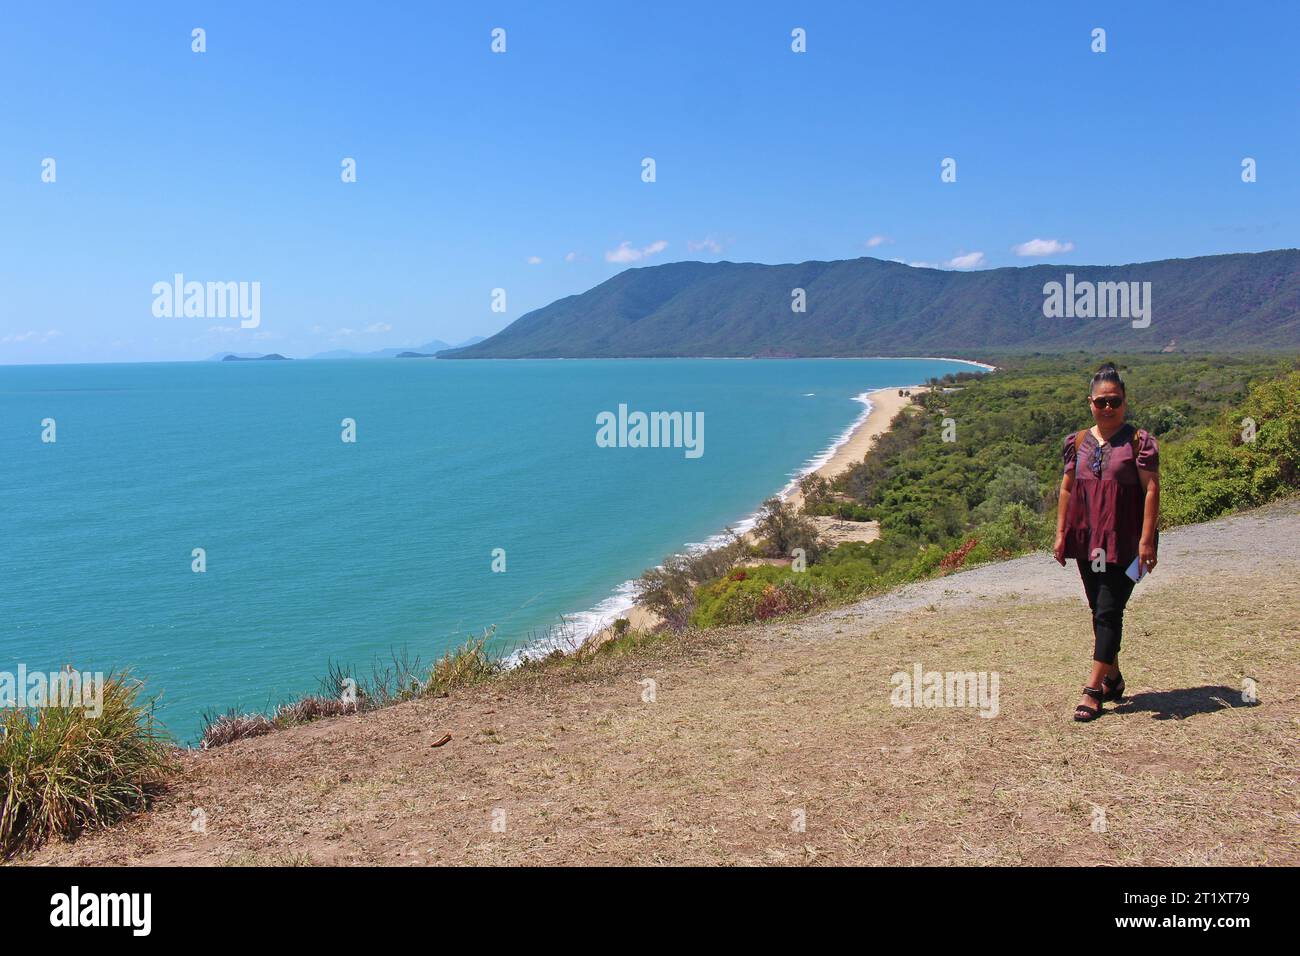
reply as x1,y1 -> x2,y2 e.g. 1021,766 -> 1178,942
0,357 -> 980,741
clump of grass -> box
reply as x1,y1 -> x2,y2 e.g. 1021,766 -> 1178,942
426,634 -> 503,696
198,631 -> 509,749
0,671 -> 177,858
274,695 -> 352,726
198,711 -> 275,749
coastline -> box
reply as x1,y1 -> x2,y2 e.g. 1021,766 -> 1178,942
566,384 -> 924,650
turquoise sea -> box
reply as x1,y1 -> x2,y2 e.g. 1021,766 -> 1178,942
0,357 -> 981,741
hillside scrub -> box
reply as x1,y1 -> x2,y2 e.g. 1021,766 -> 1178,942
750,497 -> 827,562
633,533 -> 748,630
1161,370 -> 1300,524
689,355 -> 1298,630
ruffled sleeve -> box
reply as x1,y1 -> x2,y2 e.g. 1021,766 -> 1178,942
1135,428 -> 1159,472
1062,432 -> 1079,476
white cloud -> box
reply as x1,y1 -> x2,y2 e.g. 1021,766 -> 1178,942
945,251 -> 986,269
1,329 -> 62,344
890,253 -> 986,270
1012,238 -> 1075,257
865,235 -> 892,248
605,239 -> 669,264
527,255 -> 543,265
365,322 -> 393,334
311,325 -> 326,334
687,237 -> 724,255
564,251 -> 579,263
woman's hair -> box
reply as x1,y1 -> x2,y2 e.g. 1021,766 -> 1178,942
1089,361 -> 1125,396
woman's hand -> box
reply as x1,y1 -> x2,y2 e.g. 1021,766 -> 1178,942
1054,531 -> 1067,566
1139,538 -> 1158,574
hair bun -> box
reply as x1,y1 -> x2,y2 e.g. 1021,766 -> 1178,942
1096,361 -> 1118,374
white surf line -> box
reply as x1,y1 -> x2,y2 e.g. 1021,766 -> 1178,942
516,387 -> 894,658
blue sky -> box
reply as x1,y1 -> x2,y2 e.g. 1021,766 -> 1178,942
2,1 -> 1295,364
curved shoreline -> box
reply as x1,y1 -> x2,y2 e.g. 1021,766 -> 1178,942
536,384 -> 926,655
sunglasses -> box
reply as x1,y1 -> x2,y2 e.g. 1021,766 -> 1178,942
1090,396 -> 1123,409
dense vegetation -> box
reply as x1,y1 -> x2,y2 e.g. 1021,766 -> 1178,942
443,250 -> 1300,358
636,354 -> 1300,629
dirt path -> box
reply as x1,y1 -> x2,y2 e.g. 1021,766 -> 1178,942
22,501 -> 1300,866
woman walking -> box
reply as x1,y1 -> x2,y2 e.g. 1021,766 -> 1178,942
1053,363 -> 1160,722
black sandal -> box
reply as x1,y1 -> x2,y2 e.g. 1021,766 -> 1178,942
1074,686 -> 1104,722
1101,671 -> 1125,702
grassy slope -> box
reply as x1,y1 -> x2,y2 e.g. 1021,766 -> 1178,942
18,501 -> 1298,866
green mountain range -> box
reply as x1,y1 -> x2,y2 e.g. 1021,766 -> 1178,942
441,250 -> 1300,358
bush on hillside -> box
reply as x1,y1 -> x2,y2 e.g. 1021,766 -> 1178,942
752,497 -> 828,563
691,566 -> 829,628
633,533 -> 748,630
972,464 -> 1043,523
1161,371 -> 1300,525
1,672 -> 176,858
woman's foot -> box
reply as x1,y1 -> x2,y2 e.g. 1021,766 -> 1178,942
1101,669 -> 1125,702
1074,686 -> 1104,722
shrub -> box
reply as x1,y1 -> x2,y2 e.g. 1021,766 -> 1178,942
1140,404 -> 1189,437
972,464 -> 1042,523
634,533 -> 748,629
974,502 -> 1051,557
939,538 -> 979,571
692,566 -> 829,627
1162,371 -> 1300,525
752,497 -> 827,563
1,672 -> 177,858
798,473 -> 831,511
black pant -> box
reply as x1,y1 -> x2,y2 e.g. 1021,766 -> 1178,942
1076,559 -> 1136,665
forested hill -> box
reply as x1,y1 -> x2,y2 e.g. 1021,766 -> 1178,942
441,249 -> 1300,358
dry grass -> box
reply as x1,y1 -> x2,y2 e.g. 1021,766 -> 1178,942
197,634 -> 507,749
17,566 -> 1297,866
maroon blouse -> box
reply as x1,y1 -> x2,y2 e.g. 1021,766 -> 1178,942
1061,423 -> 1158,567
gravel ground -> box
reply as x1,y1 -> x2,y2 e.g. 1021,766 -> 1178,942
803,497 -> 1300,639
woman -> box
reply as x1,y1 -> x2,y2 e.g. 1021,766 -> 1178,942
1053,362 -> 1160,722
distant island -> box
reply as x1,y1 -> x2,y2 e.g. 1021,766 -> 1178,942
200,336 -> 489,364
440,249 -> 1300,359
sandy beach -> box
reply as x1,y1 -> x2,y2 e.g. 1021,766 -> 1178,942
783,385 -> 920,511
594,385 -> 923,640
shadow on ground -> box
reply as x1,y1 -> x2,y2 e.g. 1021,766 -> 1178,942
1116,685 -> 1257,720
